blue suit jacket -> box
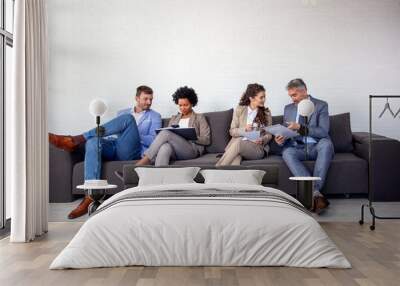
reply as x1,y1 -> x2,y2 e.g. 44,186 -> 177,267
118,108 -> 162,155
283,95 -> 330,145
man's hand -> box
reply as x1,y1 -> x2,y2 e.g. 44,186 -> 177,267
286,121 -> 301,131
245,124 -> 253,132
275,135 -> 286,145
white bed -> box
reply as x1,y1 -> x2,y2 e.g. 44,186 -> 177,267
50,183 -> 351,269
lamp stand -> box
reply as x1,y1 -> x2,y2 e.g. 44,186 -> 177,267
95,116 -> 105,179
85,116 -> 107,215
304,116 -> 309,161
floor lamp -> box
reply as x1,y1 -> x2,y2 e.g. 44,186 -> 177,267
297,98 -> 315,160
88,99 -> 107,182
291,98 -> 316,210
82,99 -> 110,213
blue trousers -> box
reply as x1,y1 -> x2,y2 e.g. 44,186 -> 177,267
83,113 -> 141,180
282,138 -> 334,192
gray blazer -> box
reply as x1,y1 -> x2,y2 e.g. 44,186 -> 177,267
168,111 -> 211,155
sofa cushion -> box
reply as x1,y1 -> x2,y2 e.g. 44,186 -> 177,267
329,112 -> 354,153
171,153 -> 221,166
203,109 -> 233,153
313,153 -> 367,194
272,115 -> 284,125
162,118 -> 169,127
71,152 -> 367,197
241,155 -> 284,166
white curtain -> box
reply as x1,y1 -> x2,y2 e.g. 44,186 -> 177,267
10,0 -> 49,242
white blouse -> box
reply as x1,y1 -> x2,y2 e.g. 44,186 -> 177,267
247,106 -> 258,125
178,118 -> 190,128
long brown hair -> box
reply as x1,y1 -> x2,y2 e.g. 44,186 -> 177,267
239,83 -> 269,127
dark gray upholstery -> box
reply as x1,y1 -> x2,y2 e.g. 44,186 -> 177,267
49,110 -> 400,202
353,132 -> 400,201
72,160 -> 131,195
170,153 -> 221,166
329,113 -> 354,153
49,144 -> 84,202
203,109 -> 233,153
241,153 -> 367,195
272,115 -> 283,125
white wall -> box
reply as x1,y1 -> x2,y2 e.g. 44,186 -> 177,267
47,0 -> 400,139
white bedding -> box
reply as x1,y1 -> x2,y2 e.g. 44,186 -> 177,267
50,183 -> 351,269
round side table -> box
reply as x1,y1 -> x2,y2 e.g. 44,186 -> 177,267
76,184 -> 117,215
289,177 -> 321,210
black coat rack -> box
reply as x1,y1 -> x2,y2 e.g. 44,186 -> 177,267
359,95 -> 400,230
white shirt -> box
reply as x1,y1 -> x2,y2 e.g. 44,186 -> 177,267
132,107 -> 145,123
247,106 -> 258,125
243,106 -> 259,141
178,118 -> 190,128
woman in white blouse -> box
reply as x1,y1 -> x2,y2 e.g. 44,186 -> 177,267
136,86 -> 210,166
216,83 -> 273,166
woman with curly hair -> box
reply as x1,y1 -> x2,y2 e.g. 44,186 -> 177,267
136,86 -> 210,166
216,83 -> 273,166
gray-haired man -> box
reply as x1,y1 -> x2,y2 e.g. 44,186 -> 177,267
275,79 -> 334,213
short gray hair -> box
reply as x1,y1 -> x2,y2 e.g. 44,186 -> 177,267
286,78 -> 307,90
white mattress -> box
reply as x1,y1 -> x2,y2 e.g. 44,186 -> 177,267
50,183 -> 351,269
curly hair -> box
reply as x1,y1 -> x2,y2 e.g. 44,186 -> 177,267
239,83 -> 269,127
172,86 -> 198,107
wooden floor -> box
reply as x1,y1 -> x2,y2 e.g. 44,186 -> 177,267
1,221 -> 400,286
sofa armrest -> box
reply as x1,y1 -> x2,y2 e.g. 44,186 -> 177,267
49,144 -> 85,202
353,132 -> 396,159
352,132 -> 400,201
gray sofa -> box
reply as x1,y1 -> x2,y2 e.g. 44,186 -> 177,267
49,109 -> 400,203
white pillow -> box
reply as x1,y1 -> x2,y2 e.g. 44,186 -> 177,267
200,169 -> 266,185
135,167 -> 201,186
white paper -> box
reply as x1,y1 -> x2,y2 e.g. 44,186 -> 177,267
264,124 -> 299,138
242,130 -> 261,141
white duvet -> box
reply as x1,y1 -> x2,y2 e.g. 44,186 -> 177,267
50,183 -> 351,269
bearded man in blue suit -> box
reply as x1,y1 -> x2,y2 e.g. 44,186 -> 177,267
49,85 -> 161,219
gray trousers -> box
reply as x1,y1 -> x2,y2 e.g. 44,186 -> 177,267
144,130 -> 199,166
216,139 -> 265,166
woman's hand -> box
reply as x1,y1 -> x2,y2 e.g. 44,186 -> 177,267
253,139 -> 263,145
245,124 -> 253,132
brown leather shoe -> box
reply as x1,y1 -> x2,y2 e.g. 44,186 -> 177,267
314,196 -> 330,215
49,133 -> 80,152
68,196 -> 93,219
